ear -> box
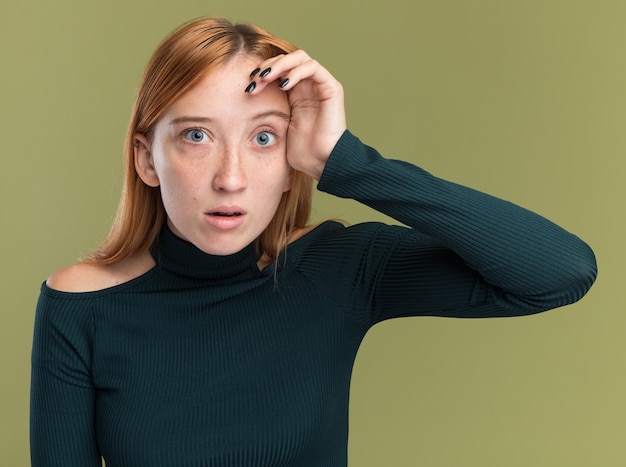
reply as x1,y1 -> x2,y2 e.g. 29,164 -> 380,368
134,133 -> 160,187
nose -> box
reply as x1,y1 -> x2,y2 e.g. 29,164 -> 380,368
212,147 -> 247,192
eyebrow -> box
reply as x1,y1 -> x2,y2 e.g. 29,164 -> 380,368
169,110 -> 290,126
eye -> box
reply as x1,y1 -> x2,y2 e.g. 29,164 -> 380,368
183,128 -> 209,143
253,131 -> 276,146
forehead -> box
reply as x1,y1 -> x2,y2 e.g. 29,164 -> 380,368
164,56 -> 290,122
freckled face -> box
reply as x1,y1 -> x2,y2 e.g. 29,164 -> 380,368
136,57 -> 292,256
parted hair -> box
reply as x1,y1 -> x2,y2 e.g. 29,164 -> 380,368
88,16 -> 313,264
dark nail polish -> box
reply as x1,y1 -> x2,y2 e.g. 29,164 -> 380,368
244,81 -> 256,93
260,67 -> 271,78
279,78 -> 289,89
250,67 -> 260,77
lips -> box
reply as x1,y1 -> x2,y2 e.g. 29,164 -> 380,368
208,211 -> 242,217
204,206 -> 246,230
207,205 -> 246,216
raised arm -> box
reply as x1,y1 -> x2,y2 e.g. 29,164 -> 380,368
318,131 -> 597,320
248,50 -> 597,320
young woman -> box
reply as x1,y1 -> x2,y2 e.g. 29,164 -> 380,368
30,16 -> 597,467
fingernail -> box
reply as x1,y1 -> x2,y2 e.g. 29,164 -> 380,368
279,78 -> 289,89
250,67 -> 260,77
244,81 -> 256,93
260,67 -> 271,78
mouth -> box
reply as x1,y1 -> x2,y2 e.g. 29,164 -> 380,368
205,206 -> 247,222
208,212 -> 243,217
205,208 -> 246,231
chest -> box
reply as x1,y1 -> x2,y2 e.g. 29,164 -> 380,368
91,281 -> 365,466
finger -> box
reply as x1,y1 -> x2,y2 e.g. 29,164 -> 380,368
272,56 -> 337,93
245,54 -> 286,93
249,53 -> 340,98
245,50 -> 326,93
253,50 -> 310,78
248,54 -> 285,79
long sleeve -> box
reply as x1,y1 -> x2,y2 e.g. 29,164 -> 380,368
30,289 -> 101,467
316,131 -> 597,321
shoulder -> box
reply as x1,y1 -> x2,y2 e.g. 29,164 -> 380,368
300,220 -> 405,248
46,252 -> 156,293
292,220 -> 409,273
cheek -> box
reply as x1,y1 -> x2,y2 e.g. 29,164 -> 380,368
157,166 -> 199,206
255,161 -> 292,195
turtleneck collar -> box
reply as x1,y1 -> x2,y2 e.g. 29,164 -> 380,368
150,225 -> 265,282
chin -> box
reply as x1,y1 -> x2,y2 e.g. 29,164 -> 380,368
169,221 -> 253,256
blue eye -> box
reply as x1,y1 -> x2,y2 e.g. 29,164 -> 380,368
184,128 -> 209,143
253,131 -> 276,146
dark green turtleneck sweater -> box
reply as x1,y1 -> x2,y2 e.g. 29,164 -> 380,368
31,131 -> 597,466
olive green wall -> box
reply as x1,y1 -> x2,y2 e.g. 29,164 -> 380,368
2,0 -> 623,465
